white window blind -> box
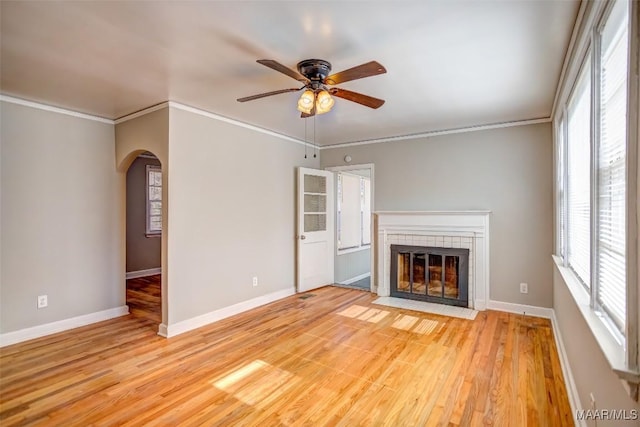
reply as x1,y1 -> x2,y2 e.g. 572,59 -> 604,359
557,119 -> 566,258
566,61 -> 591,287
337,173 -> 371,251
338,173 -> 361,249
361,178 -> 371,245
596,0 -> 628,331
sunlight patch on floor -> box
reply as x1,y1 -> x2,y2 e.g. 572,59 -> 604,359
336,304 -> 369,318
391,314 -> 419,331
337,305 -> 390,323
413,318 -> 441,335
212,359 -> 299,407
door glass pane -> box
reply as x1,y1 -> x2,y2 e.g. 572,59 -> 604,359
304,214 -> 326,232
304,194 -> 326,213
412,253 -> 426,294
397,253 -> 410,293
304,175 -> 326,194
444,256 -> 459,299
428,254 -> 442,297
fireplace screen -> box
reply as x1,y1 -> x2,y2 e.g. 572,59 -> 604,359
391,245 -> 469,307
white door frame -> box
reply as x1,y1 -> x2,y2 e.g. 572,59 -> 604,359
325,163 -> 375,292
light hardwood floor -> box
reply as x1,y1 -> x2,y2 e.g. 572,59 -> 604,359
126,274 -> 161,325
0,284 -> 573,426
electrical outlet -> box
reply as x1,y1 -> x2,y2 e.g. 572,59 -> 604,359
252,277 -> 258,287
519,283 -> 528,294
37,295 -> 48,309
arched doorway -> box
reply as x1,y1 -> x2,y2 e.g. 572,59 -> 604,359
124,151 -> 163,330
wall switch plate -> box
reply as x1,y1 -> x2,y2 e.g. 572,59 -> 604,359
252,277 -> 258,287
519,283 -> 528,294
37,295 -> 48,308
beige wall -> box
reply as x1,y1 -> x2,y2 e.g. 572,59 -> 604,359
0,101 -> 121,332
553,269 -> 640,426
321,123 -> 554,307
126,156 -> 161,272
167,107 -> 319,324
336,249 -> 370,284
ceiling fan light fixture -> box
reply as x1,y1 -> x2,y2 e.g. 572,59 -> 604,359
315,90 -> 334,114
297,90 -> 315,113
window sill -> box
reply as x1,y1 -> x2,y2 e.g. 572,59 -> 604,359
553,255 -> 640,391
337,245 -> 371,256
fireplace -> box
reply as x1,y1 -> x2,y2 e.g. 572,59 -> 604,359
376,211 -> 490,310
390,245 -> 469,307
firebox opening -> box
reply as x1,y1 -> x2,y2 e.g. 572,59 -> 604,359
390,245 -> 469,307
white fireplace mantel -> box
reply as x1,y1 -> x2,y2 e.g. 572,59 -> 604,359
375,210 -> 491,310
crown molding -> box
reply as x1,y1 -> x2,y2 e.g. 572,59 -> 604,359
113,102 -> 169,124
167,101 -> 316,148
550,0 -> 588,121
1,94 -> 552,150
0,94 -> 114,124
319,116 -> 552,150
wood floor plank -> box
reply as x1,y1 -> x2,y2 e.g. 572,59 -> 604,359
0,280 -> 573,426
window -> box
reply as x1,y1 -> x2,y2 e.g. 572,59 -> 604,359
146,165 -> 162,236
566,59 -> 592,288
596,0 -> 628,332
555,119 -> 566,258
556,0 -> 630,337
361,178 -> 371,245
337,172 -> 371,252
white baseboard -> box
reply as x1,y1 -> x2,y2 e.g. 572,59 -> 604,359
339,272 -> 371,285
550,312 -> 585,427
473,298 -> 487,311
163,287 -> 295,338
126,268 -> 161,279
0,306 -> 130,348
487,300 -> 554,319
158,323 -> 168,338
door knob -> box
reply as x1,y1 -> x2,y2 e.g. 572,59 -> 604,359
300,235 -> 306,240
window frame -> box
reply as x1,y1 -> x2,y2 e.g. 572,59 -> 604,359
593,0 -> 630,336
553,0 -> 639,388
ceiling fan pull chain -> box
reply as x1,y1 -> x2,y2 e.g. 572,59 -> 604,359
304,117 -> 307,159
313,115 -> 317,158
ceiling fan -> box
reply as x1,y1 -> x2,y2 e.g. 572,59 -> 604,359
237,59 -> 387,117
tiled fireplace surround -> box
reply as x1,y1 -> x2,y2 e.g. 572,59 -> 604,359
375,211 -> 491,310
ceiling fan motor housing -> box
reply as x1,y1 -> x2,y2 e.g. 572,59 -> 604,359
297,59 -> 332,83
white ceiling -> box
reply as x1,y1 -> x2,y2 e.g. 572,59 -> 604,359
0,1 -> 579,146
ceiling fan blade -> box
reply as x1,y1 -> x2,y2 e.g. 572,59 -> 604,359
257,59 -> 309,83
325,61 -> 386,85
330,88 -> 385,109
237,87 -> 302,102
